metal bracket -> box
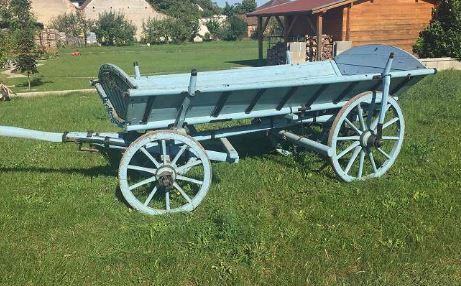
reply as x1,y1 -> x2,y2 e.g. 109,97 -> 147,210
377,53 -> 394,140
174,69 -> 197,128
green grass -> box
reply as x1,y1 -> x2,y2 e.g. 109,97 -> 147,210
1,55 -> 461,283
1,40 -> 264,93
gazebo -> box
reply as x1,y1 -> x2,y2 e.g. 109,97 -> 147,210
248,0 -> 436,63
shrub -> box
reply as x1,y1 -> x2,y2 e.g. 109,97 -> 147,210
50,12 -> 93,40
94,12 -> 136,46
206,19 -> 221,39
143,17 -> 198,44
414,0 -> 461,60
220,16 -> 247,41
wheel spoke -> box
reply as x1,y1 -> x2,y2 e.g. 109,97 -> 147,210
357,104 -> 367,131
371,104 -> 391,131
176,159 -> 202,175
140,147 -> 161,168
366,93 -> 377,129
382,136 -> 400,140
176,175 -> 203,185
129,177 -> 157,191
337,141 -> 361,160
368,151 -> 378,173
383,117 -> 400,129
344,118 -> 362,135
165,191 -> 170,211
174,182 -> 192,204
128,165 -> 157,174
336,136 -> 360,141
345,146 -> 361,174
144,186 -> 158,206
171,144 -> 188,166
358,150 -> 365,178
377,147 -> 391,160
161,140 -> 167,164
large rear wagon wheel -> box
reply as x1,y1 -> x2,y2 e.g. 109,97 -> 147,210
119,130 -> 212,215
328,92 -> 405,182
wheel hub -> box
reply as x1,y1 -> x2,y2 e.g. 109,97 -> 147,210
156,166 -> 176,188
360,131 -> 382,148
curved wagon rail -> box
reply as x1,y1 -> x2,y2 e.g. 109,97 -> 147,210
0,45 -> 436,215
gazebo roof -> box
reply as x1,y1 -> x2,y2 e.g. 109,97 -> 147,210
248,0 -> 355,17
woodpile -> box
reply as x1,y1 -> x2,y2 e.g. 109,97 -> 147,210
0,83 -> 13,101
267,34 -> 335,65
306,35 -> 334,62
267,42 -> 288,66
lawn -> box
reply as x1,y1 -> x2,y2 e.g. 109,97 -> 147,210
0,43 -> 460,284
1,40 -> 264,93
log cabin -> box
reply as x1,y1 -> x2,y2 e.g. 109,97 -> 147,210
248,0 -> 437,62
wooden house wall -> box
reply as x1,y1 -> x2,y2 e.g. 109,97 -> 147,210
345,0 -> 436,52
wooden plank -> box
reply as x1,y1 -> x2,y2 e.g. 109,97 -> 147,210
141,96 -> 156,124
245,89 -> 266,114
333,82 -> 359,104
211,92 -> 232,117
316,13 -> 323,61
258,17 -> 263,62
276,87 -> 298,111
304,85 -> 329,110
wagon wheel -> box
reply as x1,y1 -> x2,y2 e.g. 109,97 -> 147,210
328,92 -> 405,182
119,130 -> 212,215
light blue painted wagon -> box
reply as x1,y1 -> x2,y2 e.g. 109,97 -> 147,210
0,45 -> 436,215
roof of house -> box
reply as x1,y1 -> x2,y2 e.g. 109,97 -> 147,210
247,0 -> 354,17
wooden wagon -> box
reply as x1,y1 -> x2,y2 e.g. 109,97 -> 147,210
0,45 -> 436,215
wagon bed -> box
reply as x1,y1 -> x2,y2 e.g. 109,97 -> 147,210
95,45 -> 433,132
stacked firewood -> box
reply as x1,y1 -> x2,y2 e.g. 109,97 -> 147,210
267,42 -> 288,66
306,35 -> 334,62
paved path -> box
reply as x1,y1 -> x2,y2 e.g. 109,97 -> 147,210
13,89 -> 95,98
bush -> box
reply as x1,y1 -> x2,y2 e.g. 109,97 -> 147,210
414,0 -> 461,60
50,12 -> 93,39
220,16 -> 247,41
143,17 -> 198,44
94,12 -> 136,46
206,19 -> 221,39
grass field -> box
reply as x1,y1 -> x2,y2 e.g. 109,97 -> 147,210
1,41 -> 263,93
0,42 -> 461,285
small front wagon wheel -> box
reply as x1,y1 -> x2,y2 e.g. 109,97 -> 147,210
119,130 -> 212,215
328,92 -> 405,182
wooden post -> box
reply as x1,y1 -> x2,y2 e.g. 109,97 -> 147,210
316,13 -> 323,61
258,16 -> 264,64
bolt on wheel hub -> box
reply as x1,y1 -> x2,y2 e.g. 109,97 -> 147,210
156,166 -> 176,188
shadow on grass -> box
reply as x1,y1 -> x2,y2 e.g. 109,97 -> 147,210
226,59 -> 264,67
0,165 -> 116,177
214,131 -> 334,179
16,77 -> 54,88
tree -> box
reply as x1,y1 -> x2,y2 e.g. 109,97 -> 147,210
234,0 -> 257,14
143,17 -> 197,44
0,1 -> 13,66
50,11 -> 94,45
223,2 -> 234,17
220,16 -> 247,41
94,12 -> 136,46
206,19 -> 221,39
414,0 -> 461,60
10,0 -> 39,90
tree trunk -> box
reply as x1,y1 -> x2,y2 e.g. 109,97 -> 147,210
27,72 -> 31,91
